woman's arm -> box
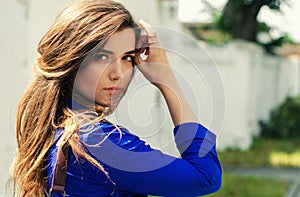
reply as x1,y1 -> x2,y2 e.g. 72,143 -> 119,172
81,122 -> 222,197
157,77 -> 198,126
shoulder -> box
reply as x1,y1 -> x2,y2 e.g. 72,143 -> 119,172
80,122 -> 152,152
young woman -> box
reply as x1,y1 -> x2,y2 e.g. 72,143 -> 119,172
10,0 -> 222,196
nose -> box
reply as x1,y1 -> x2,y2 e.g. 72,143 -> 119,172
108,59 -> 123,81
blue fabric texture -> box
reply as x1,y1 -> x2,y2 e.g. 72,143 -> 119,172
46,118 -> 222,197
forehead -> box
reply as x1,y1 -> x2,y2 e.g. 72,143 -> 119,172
102,28 -> 136,55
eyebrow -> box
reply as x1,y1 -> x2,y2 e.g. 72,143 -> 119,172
96,49 -> 136,55
124,49 -> 137,55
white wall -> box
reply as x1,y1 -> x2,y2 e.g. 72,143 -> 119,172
0,0 -> 27,195
207,41 -> 300,150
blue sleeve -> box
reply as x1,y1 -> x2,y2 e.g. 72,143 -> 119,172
81,122 -> 222,197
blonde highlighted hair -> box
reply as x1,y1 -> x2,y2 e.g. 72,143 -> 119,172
10,0 -> 139,196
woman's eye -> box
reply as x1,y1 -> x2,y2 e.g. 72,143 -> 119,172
94,54 -> 109,62
122,55 -> 134,62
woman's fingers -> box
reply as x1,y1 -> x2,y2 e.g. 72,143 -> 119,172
139,19 -> 160,47
139,19 -> 157,37
135,19 -> 174,88
136,19 -> 161,64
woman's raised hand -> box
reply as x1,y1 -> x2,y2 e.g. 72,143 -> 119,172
135,20 -> 197,126
135,20 -> 176,89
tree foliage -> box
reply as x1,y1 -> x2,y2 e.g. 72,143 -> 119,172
259,96 -> 300,138
218,0 -> 286,41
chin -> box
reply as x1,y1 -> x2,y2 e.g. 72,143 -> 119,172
95,99 -> 118,108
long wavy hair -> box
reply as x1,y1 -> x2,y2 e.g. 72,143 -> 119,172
10,0 -> 139,196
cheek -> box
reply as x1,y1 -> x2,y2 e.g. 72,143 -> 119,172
124,62 -> 134,75
122,67 -> 134,84
74,65 -> 104,97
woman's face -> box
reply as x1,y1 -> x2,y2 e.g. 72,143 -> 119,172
74,28 -> 136,108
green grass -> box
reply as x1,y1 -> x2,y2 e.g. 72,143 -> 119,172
149,137 -> 297,197
148,172 -> 289,197
204,172 -> 289,197
218,137 -> 300,168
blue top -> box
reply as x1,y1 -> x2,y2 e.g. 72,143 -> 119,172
46,121 -> 222,197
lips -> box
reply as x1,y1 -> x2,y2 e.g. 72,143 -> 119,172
104,86 -> 122,95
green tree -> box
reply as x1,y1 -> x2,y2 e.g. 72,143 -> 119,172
218,0 -> 287,42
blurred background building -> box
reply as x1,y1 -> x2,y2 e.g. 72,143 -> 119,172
1,0 -> 299,195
